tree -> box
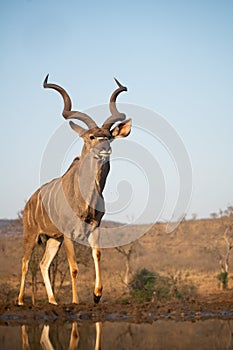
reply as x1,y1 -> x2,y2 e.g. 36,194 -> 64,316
115,241 -> 140,287
217,226 -> 233,289
210,212 -> 218,219
224,206 -> 233,217
210,208 -> 233,289
191,213 -> 198,220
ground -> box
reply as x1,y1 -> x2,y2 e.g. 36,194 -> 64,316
1,292 -> 233,325
0,217 -> 233,325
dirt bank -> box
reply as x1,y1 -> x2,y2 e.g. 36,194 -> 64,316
1,292 -> 233,325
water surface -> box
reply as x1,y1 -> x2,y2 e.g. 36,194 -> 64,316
1,318 -> 233,349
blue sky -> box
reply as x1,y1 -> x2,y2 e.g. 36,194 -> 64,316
1,0 -> 233,222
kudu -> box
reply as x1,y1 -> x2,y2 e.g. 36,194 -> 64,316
18,75 -> 131,305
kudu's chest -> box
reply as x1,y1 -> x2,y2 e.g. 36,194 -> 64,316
34,158 -> 110,242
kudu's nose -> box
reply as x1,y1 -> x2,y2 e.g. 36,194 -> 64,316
99,142 -> 112,155
95,140 -> 112,159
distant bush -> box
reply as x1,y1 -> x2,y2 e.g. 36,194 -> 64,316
217,271 -> 228,290
129,268 -> 173,303
129,268 -> 196,303
129,268 -> 156,302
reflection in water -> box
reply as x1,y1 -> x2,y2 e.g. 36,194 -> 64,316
22,325 -> 30,350
40,323 -> 80,350
1,318 -> 233,349
22,322 -> 101,350
95,322 -> 102,350
40,325 -> 56,350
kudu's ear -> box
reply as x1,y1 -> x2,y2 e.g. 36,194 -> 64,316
111,119 -> 132,139
69,121 -> 86,136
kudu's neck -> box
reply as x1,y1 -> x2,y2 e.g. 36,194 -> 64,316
62,148 -> 110,198
79,147 -> 110,194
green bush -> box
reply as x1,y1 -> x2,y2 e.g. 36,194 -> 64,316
129,268 -> 173,303
129,268 -> 196,303
129,268 -> 155,302
217,271 -> 228,289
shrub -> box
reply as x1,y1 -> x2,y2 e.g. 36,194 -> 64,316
129,268 -> 172,303
217,271 -> 228,290
129,268 -> 196,303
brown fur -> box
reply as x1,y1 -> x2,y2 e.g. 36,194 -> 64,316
18,76 -> 131,305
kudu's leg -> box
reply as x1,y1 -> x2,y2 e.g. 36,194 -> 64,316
92,247 -> 103,303
40,238 -> 61,305
40,325 -> 54,350
18,256 -> 30,305
88,230 -> 103,303
64,236 -> 79,304
18,235 -> 37,305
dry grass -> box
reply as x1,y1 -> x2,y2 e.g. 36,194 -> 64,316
0,217 -> 233,304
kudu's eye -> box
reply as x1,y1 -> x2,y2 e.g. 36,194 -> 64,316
89,135 -> 95,140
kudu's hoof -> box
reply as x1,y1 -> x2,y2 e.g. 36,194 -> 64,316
93,293 -> 101,304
